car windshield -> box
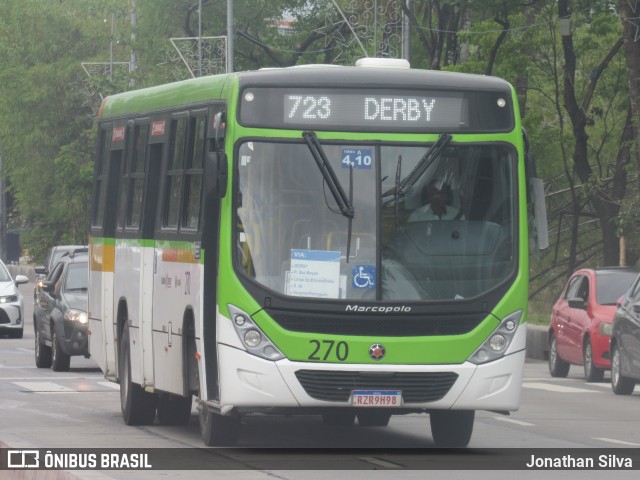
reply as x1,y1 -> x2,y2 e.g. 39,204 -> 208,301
235,140 -> 516,301
595,270 -> 638,305
65,262 -> 88,291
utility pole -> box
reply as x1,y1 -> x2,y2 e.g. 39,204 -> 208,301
130,0 -> 137,86
227,0 -> 233,73
403,0 -> 411,61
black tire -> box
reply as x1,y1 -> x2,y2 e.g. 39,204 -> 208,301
357,410 -> 391,427
35,330 -> 52,368
322,410 -> 356,426
51,330 -> 70,372
157,393 -> 193,426
199,404 -> 240,446
430,410 -> 475,448
583,339 -> 604,382
611,343 -> 636,395
548,333 -> 570,377
120,326 -> 157,425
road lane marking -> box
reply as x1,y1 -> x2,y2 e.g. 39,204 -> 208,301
522,382 -> 600,394
493,417 -> 535,427
593,437 -> 640,447
98,382 -> 120,390
13,382 -> 74,393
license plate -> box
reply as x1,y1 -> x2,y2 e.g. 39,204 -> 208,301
351,390 -> 402,407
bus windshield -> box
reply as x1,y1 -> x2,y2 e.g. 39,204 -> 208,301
235,139 -> 516,302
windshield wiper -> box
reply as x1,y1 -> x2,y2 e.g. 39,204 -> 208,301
302,131 -> 354,219
382,133 -> 452,198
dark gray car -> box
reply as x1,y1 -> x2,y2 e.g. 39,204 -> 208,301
610,273 -> 640,394
33,249 -> 88,371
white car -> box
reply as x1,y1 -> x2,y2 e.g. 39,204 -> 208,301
0,260 -> 29,339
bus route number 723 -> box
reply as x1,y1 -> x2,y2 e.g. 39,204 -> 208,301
287,95 -> 331,121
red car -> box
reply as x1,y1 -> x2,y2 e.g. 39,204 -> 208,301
548,267 -> 639,381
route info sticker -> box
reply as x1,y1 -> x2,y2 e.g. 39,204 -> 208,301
287,249 -> 341,299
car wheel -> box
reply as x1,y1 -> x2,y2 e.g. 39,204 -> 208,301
119,325 -> 157,425
583,339 -> 604,382
430,410 -> 474,448
357,410 -> 392,427
611,343 -> 636,395
51,330 -> 70,372
157,393 -> 193,426
35,330 -> 52,368
548,333 -> 570,377
322,410 -> 356,426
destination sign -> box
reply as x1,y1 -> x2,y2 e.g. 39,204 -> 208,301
239,87 -> 513,133
284,93 -> 463,128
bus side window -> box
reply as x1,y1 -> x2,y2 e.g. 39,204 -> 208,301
183,115 -> 207,231
163,117 -> 188,230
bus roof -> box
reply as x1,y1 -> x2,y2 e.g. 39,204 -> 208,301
99,65 -> 512,121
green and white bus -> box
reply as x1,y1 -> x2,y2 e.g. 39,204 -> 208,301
89,58 -> 545,447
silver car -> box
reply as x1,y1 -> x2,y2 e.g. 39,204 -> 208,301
0,260 -> 29,339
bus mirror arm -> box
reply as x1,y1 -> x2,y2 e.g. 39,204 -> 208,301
206,151 -> 228,199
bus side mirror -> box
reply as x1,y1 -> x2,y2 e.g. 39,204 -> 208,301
206,152 -> 228,199
530,177 -> 549,250
213,111 -> 226,151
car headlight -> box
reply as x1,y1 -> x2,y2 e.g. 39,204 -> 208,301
468,310 -> 523,365
0,295 -> 18,303
64,309 -> 88,324
599,322 -> 612,337
227,304 -> 284,361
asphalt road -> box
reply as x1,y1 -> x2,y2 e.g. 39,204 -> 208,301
1,282 -> 639,480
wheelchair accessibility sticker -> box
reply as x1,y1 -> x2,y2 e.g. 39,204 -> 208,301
352,265 -> 376,289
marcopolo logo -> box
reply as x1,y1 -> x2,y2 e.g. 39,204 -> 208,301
345,304 -> 412,313
7,450 -> 40,468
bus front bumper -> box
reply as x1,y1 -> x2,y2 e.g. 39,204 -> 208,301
217,344 -> 525,412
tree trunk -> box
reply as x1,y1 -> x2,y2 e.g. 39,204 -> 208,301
558,0 -> 624,266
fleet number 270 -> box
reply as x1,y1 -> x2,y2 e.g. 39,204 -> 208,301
308,339 -> 349,361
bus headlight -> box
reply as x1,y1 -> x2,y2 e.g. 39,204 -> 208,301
468,310 -> 523,365
227,304 -> 284,361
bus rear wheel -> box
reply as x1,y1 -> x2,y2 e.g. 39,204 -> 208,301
119,326 -> 157,425
430,410 -> 474,448
157,393 -> 193,425
199,404 -> 240,446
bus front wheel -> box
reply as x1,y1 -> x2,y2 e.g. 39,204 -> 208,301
199,404 -> 240,446
430,410 -> 474,448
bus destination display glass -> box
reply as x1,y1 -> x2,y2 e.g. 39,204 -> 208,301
239,87 -> 513,132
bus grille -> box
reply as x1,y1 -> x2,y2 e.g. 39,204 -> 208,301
294,370 -> 458,403
266,310 -> 484,336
